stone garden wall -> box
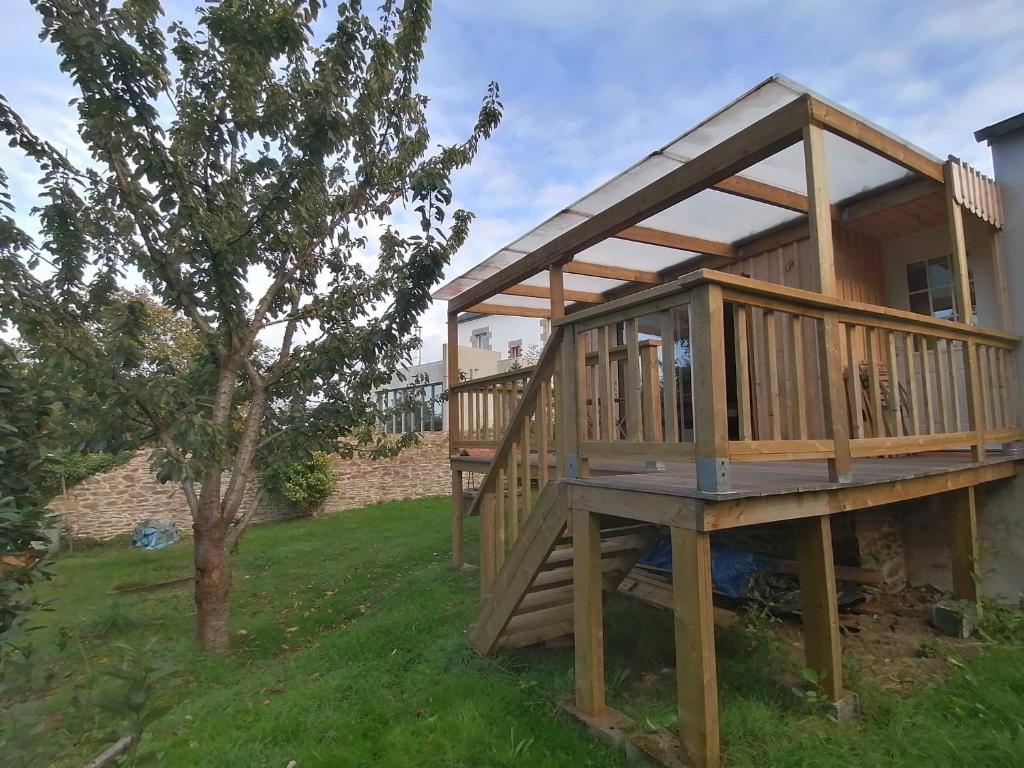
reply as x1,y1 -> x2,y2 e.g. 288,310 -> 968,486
49,432 -> 452,541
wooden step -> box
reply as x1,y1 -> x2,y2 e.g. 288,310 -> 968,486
542,534 -> 649,569
529,553 -> 637,592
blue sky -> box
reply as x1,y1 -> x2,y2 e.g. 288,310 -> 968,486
2,0 -> 1023,356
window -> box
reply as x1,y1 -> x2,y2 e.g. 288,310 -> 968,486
470,328 -> 491,350
508,339 -> 522,359
906,256 -> 975,321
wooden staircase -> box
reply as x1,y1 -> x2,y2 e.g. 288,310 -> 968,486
469,481 -> 655,655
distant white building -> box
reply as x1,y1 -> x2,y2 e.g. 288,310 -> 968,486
376,312 -> 549,434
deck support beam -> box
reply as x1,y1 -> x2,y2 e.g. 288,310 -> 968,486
950,486 -> 981,603
672,527 -> 721,768
573,506 -> 606,716
796,516 -> 845,704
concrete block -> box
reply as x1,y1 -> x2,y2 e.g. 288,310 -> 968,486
932,599 -> 981,639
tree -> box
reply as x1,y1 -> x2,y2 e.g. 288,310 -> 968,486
0,0 -> 501,651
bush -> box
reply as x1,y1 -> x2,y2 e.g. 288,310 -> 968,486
37,449 -> 130,500
262,453 -> 336,511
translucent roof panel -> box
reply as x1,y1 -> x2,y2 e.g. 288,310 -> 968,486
433,74 -> 943,304
641,188 -> 804,243
574,238 -> 696,271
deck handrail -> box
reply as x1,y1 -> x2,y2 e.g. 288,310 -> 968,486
448,365 -> 537,392
466,325 -> 563,590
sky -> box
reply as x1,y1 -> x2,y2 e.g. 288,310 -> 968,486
2,0 -> 1023,360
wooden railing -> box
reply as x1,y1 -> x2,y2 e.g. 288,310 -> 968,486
449,367 -> 535,450
464,328 -> 561,591
549,269 -> 1022,492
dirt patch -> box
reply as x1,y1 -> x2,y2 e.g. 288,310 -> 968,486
771,585 -> 984,691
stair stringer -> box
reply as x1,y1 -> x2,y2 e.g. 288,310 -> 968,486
469,481 -> 568,655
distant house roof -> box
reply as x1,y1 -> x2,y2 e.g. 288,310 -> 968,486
975,112 -> 1024,144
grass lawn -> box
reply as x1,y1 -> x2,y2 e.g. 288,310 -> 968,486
7,495 -> 1024,767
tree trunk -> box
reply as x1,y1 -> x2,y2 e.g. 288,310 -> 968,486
193,505 -> 231,652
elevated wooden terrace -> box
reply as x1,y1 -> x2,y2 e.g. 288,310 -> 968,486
436,78 -> 1022,768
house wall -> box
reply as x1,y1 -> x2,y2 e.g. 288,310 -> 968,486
720,225 -> 884,440
457,314 -> 549,361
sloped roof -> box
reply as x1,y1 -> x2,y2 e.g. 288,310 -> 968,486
434,75 -> 941,308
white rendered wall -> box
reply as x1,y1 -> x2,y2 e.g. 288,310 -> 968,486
457,314 -> 550,362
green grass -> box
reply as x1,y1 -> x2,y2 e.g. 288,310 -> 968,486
8,496 -> 1024,767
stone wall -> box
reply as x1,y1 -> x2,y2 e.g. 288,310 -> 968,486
49,432 -> 452,541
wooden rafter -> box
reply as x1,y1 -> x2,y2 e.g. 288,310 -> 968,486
615,225 -> 735,258
562,261 -> 661,284
502,283 -> 603,305
808,96 -> 944,183
448,96 -> 810,311
465,303 -> 551,318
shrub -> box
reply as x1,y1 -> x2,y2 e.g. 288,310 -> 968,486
262,453 -> 336,512
37,449 -> 130,500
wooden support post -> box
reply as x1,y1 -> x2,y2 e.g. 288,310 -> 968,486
945,161 -> 985,461
573,505 -> 605,716
950,486 -> 981,603
480,492 -> 497,593
550,264 -> 565,320
691,283 -> 730,492
447,313 -> 465,571
796,516 -> 844,703
447,313 -> 460,442
558,326 -> 581,479
804,123 -> 851,482
672,527 -> 720,768
451,469 -> 465,569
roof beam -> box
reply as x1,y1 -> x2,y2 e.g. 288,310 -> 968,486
614,225 -> 735,258
464,303 -> 550,318
839,178 -> 942,223
502,283 -> 604,304
808,96 -> 944,183
448,95 -> 811,311
562,261 -> 661,284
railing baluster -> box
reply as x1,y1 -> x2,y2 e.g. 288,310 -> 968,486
935,338 -> 952,434
624,318 -> 642,442
790,314 -> 809,441
495,466 -> 506,567
919,335 -> 936,435
885,329 -> 903,438
947,340 -> 963,432
845,324 -> 863,439
981,345 -> 996,430
507,446 -> 518,545
732,304 -> 752,441
597,325 -> 614,441
903,332 -> 920,436
641,341 -> 663,442
764,310 -> 782,440
865,327 -> 884,438
538,379 -> 550,488
520,419 -> 532,521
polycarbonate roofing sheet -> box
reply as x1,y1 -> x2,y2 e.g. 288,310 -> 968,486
433,75 -> 941,303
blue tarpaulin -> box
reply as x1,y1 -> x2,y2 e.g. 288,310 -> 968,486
131,520 -> 182,550
638,537 -> 766,598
